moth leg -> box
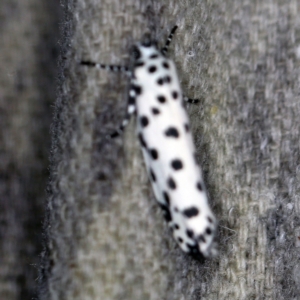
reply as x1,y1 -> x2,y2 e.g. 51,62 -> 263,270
161,27 -> 199,104
81,60 -> 135,138
80,61 -> 132,77
183,96 -> 199,104
108,93 -> 136,138
161,25 -> 178,55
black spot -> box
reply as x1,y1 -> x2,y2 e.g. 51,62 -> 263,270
198,235 -> 206,243
165,127 -> 180,138
131,85 -> 142,95
177,237 -> 183,243
206,227 -> 212,235
142,40 -> 152,47
207,216 -> 213,223
172,91 -> 178,99
49,258 -> 55,268
135,61 -> 145,67
186,229 -> 194,238
157,95 -> 166,103
138,133 -> 147,148
151,107 -> 160,115
162,61 -> 169,69
149,148 -> 158,160
163,191 -> 170,205
187,244 -> 205,261
197,182 -> 203,191
157,78 -> 164,85
187,243 -> 200,254
150,54 -> 159,59
184,123 -> 190,132
110,132 -> 119,138
140,116 -> 149,127
174,224 -> 180,230
128,96 -> 135,105
159,204 -> 172,222
183,207 -> 199,218
167,177 -> 176,190
133,46 -> 141,60
148,65 -> 157,73
150,168 -> 156,182
186,244 -> 197,253
174,207 -> 179,212
171,159 -> 183,170
164,75 -> 171,83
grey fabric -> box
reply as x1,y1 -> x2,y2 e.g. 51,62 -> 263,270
41,0 -> 300,299
0,0 -> 61,299
40,0 -> 300,299
1,0 -> 300,299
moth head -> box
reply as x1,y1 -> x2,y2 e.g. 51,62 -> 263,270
132,34 -> 159,61
140,32 -> 158,48
132,44 -> 160,60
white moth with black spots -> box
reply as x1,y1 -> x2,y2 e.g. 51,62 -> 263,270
81,26 -> 217,258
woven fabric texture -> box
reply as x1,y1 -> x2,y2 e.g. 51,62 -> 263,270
0,0 -> 60,299
4,0 -> 295,299
40,1 -> 300,299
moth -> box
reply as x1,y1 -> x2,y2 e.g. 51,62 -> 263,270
81,26 -> 217,258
